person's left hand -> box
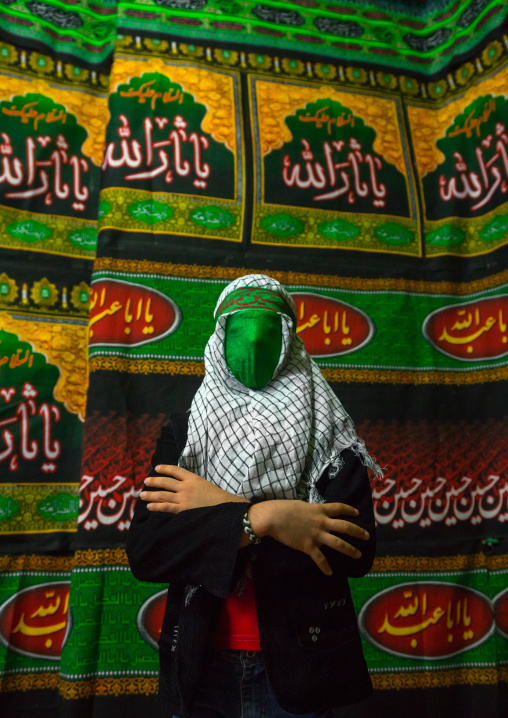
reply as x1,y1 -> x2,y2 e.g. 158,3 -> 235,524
140,464 -> 249,513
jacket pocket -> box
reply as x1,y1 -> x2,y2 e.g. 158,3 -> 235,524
292,592 -> 359,651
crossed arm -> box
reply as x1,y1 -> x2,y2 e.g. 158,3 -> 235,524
140,464 -> 370,577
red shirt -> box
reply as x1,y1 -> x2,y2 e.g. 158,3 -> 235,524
211,576 -> 261,651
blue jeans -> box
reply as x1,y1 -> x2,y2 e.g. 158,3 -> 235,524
175,649 -> 329,718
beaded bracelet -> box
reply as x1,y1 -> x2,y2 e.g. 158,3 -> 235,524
242,506 -> 262,544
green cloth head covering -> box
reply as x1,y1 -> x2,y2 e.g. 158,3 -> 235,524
218,284 -> 297,391
215,286 -> 297,327
224,309 -> 283,390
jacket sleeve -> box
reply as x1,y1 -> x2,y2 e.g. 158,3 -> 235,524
125,420 -> 249,598
316,447 -> 377,577
256,448 -> 377,579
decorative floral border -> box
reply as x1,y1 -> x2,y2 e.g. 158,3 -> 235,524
0,31 -> 507,101
372,552 -> 508,572
371,666 -> 508,690
88,355 -> 508,386
92,256 -> 508,296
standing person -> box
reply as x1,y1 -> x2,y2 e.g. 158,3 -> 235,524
126,274 -> 380,718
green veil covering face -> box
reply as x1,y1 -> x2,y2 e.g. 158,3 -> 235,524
217,282 -> 297,391
224,310 -> 283,391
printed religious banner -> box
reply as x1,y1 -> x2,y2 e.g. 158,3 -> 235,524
408,62 -> 508,257
87,261 -> 508,386
358,576 -> 504,666
0,580 -> 71,660
0,74 -> 106,258
0,314 -> 85,545
249,77 -> 419,255
99,57 -> 244,244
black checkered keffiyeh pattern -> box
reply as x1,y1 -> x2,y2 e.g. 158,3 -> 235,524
179,275 -> 381,502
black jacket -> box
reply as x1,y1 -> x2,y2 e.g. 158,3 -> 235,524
126,413 -> 376,717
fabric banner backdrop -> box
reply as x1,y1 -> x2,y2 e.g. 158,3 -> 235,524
0,2 -> 507,717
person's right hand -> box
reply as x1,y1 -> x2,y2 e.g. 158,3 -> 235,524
247,500 -> 369,576
141,465 -> 248,512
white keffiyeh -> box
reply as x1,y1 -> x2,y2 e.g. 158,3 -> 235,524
179,274 -> 380,503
